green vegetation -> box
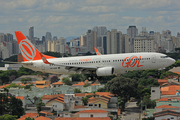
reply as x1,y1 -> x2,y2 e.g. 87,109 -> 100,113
36,99 -> 45,113
70,74 -> 87,81
62,77 -> 72,85
5,83 -> 24,89
50,75 -> 59,84
0,93 -> 25,118
74,88 -> 81,93
83,84 -> 91,87
25,117 -> 34,120
20,78 -> 32,84
0,114 -> 17,120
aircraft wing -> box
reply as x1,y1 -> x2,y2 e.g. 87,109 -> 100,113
4,61 -> 33,65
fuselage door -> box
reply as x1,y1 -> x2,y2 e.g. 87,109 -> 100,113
151,55 -> 156,63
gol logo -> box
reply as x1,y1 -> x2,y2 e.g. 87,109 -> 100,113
19,39 -> 36,61
122,56 -> 143,68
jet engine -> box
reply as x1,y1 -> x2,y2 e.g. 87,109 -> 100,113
96,67 -> 114,76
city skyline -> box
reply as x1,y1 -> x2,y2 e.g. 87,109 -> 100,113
0,0 -> 180,38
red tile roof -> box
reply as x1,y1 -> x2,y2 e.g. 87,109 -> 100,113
74,105 -> 85,109
39,111 -> 53,115
91,83 -> 98,86
42,94 -> 64,100
16,96 -> 24,100
35,116 -> 51,120
55,117 -> 111,120
88,98 -> 109,104
157,97 -> 180,101
0,84 -> 10,88
52,81 -> 63,85
174,72 -> 180,75
72,82 -> 85,86
77,110 -> 108,113
95,92 -> 114,96
18,113 -> 38,120
155,105 -> 180,108
75,93 -> 85,97
161,85 -> 180,95
86,93 -> 95,96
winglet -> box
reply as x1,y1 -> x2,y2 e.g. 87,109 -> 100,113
94,47 -> 102,55
39,52 -> 52,64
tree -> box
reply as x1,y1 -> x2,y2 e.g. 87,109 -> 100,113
106,76 -> 137,97
9,96 -> 25,117
20,78 -> 32,84
62,77 -> 72,85
50,75 -> 59,84
70,74 -> 87,81
0,114 -> 17,120
36,101 -> 45,113
74,88 -> 81,93
81,97 -> 88,105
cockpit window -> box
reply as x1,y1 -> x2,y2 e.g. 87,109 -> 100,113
161,56 -> 168,58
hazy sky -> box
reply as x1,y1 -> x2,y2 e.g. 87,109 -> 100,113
0,0 -> 180,39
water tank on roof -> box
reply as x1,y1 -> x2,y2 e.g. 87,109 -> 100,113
176,92 -> 179,95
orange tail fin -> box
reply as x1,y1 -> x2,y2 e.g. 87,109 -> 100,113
15,31 -> 55,62
94,47 -> 102,55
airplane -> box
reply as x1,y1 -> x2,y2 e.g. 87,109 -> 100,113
15,31 -> 176,79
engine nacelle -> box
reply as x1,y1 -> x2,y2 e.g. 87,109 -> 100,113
96,67 -> 114,76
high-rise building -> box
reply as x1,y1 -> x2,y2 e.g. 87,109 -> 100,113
127,26 -> 138,53
93,26 -> 107,47
0,33 -> 6,42
45,32 -> 52,41
134,36 -> 155,53
107,29 -> 122,54
122,34 -> 129,53
29,26 -> 34,40
86,30 -> 97,52
127,26 -> 138,38
80,34 -> 87,47
5,33 -> 13,42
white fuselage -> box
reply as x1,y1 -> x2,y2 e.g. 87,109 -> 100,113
22,52 -> 175,75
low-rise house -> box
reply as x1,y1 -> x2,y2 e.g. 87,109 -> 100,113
72,82 -> 85,89
156,98 -> 180,107
51,81 -> 64,88
39,111 -> 53,116
153,109 -> 180,120
16,96 -> 25,108
88,97 -> 109,108
55,117 -> 111,120
46,96 -> 65,111
76,110 -> 109,117
18,113 -> 38,120
151,87 -> 161,100
155,105 -> 180,112
74,93 -> 85,106
35,116 -> 51,120
161,85 -> 180,95
36,80 -> 49,88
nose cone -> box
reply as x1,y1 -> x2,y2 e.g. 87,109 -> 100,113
170,58 -> 176,65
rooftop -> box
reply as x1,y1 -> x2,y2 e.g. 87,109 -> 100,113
155,105 -> 180,108
35,116 -> 51,120
55,117 -> 111,120
18,113 -> 38,120
72,82 -> 85,86
52,81 -> 63,85
77,110 -> 108,113
16,96 -> 24,100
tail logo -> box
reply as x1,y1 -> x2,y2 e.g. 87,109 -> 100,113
19,39 -> 36,61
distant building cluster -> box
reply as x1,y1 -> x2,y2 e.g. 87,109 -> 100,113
1,26 -> 180,59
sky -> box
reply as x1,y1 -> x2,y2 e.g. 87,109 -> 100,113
0,0 -> 180,39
